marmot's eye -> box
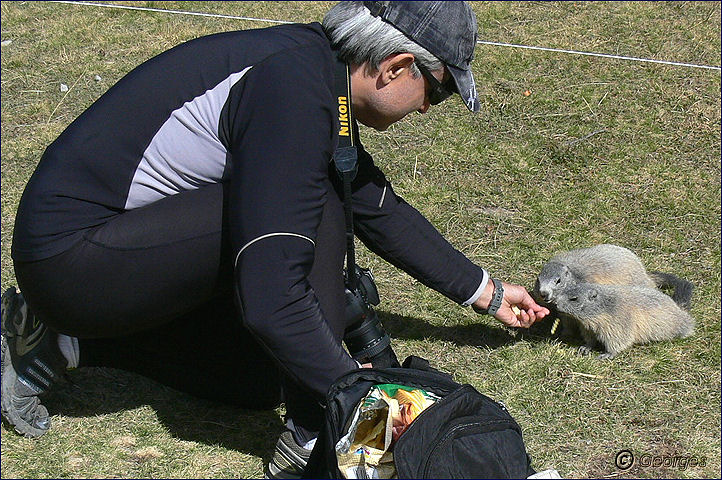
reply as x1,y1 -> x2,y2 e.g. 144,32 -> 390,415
569,296 -> 578,302
555,278 -> 561,285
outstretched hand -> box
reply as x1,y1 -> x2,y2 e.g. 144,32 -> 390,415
473,280 -> 550,328
494,282 -> 550,328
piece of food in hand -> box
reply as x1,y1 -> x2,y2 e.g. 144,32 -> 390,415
511,305 -> 521,316
550,317 -> 561,334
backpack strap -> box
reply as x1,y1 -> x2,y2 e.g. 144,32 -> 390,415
401,355 -> 432,371
401,355 -> 454,382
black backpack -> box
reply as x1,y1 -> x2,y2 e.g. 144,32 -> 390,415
304,356 -> 536,479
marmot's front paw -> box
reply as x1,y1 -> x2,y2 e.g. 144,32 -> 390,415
597,352 -> 617,360
578,345 -> 593,356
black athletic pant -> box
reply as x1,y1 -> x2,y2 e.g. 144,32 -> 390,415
14,182 -> 348,440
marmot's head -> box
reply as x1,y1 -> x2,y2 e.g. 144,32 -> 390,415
555,284 -> 600,318
535,262 -> 573,303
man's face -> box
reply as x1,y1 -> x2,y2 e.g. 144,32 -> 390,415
353,58 -> 449,131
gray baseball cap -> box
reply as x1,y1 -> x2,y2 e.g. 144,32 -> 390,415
363,1 -> 479,112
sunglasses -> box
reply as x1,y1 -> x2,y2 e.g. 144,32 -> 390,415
415,62 -> 455,105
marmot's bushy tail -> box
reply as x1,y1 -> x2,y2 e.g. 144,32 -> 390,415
649,271 -> 694,310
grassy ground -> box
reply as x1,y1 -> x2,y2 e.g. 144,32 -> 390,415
1,1 -> 720,478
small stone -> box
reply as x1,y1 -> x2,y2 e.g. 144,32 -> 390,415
133,446 -> 164,461
1,39 -> 12,47
60,83 -> 69,92
94,75 -> 102,82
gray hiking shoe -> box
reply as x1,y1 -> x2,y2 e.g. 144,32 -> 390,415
264,430 -> 311,479
1,286 -> 66,437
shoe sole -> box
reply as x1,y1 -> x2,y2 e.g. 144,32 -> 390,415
1,288 -> 50,438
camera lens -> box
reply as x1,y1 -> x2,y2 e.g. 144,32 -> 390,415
342,265 -> 399,368
344,313 -> 388,358
344,312 -> 399,368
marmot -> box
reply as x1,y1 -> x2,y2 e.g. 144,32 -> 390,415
534,244 -> 693,307
554,282 -> 695,359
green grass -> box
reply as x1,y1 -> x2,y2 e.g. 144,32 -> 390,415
2,1 -> 720,478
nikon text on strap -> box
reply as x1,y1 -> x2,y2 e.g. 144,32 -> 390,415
332,55 -> 359,291
332,53 -> 400,369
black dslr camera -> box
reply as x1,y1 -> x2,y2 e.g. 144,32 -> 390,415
343,265 -> 400,368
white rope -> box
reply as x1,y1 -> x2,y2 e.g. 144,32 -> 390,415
476,40 -> 721,72
54,1 -> 293,24
54,1 -> 721,72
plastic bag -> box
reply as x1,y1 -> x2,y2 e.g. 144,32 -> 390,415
335,384 -> 439,479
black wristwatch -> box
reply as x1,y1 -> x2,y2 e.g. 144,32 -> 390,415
472,278 -> 504,316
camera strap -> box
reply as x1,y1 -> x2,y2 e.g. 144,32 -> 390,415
332,55 -> 359,291
331,55 -> 399,369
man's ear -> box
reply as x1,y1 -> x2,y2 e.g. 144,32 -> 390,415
378,53 -> 415,85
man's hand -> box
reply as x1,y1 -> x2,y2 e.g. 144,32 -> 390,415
473,280 -> 550,328
495,282 -> 550,328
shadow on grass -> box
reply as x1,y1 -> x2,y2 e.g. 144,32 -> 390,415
378,310 -> 573,349
33,311 -> 576,462
42,367 -> 284,461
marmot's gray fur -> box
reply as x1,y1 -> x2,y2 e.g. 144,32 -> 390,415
534,244 -> 693,308
554,283 -> 695,359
